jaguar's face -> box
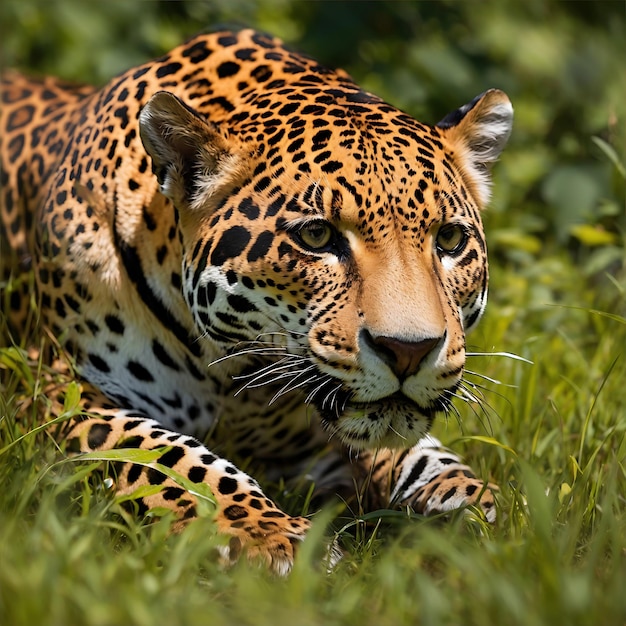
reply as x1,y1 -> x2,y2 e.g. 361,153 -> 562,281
139,86 -> 512,449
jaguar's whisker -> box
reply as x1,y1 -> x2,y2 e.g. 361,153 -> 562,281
456,386 -> 480,404
457,382 -> 499,434
208,346 -> 290,367
269,367 -> 320,405
465,369 -> 519,388
305,375 -> 334,405
466,351 -> 532,364
234,359 -> 312,393
232,356 -> 310,381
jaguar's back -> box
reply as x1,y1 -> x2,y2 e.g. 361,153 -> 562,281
1,72 -> 95,270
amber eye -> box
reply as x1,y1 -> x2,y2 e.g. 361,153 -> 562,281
436,223 -> 467,255
296,221 -> 334,251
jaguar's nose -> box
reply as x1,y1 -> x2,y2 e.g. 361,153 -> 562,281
362,329 -> 441,380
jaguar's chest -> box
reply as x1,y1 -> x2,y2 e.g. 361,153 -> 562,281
76,321 -> 320,459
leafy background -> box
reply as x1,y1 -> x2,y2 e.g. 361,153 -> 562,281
1,1 -> 625,625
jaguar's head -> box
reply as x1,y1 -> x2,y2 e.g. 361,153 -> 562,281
139,81 -> 512,449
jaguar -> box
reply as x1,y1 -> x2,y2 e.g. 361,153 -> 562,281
0,27 -> 513,575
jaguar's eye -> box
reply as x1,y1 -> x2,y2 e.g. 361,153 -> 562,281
436,223 -> 467,255
296,221 -> 334,251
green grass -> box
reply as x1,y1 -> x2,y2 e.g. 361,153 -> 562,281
1,259 -> 625,626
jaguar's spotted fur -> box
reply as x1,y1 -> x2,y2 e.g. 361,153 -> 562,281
1,28 -> 512,574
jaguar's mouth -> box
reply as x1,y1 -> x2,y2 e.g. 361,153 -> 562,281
312,388 -> 453,450
349,390 -> 421,409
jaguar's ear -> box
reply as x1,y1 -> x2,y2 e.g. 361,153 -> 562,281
139,91 -> 248,211
437,89 -> 513,205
